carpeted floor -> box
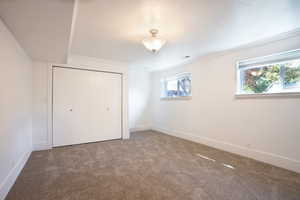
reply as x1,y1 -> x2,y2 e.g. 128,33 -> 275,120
6,131 -> 300,200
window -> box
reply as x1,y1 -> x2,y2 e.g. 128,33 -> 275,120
161,73 -> 192,98
237,49 -> 300,95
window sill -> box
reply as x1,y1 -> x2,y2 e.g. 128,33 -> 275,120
235,92 -> 300,99
160,96 -> 192,100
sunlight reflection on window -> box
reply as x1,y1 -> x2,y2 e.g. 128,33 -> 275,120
222,163 -> 235,169
196,154 -> 235,170
196,154 -> 216,162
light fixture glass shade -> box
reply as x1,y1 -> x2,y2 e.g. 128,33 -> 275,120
142,29 -> 166,53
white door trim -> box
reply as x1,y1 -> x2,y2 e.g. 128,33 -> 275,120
47,63 -> 128,149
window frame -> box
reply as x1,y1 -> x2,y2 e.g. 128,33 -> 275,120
160,73 -> 192,100
236,49 -> 300,98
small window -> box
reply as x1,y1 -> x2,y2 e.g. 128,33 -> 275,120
161,73 -> 192,99
237,49 -> 300,95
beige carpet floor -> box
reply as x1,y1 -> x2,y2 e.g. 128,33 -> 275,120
5,130 -> 300,200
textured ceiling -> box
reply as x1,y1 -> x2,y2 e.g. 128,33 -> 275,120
0,0 -> 300,69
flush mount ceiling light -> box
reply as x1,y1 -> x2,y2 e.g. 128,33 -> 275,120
142,29 -> 166,53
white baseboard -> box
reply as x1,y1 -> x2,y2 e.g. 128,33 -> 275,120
130,125 -> 151,133
0,150 -> 32,200
33,143 -> 52,151
152,126 -> 300,174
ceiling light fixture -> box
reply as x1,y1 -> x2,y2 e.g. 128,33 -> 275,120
142,29 -> 166,53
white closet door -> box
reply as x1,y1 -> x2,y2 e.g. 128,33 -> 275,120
53,67 -> 122,147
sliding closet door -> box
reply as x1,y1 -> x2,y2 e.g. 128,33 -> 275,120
53,67 -> 122,147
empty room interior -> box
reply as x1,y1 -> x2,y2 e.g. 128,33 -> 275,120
1,0 -> 300,199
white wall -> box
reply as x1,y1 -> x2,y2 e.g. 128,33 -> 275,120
32,61 -> 49,150
129,68 -> 152,131
0,19 -> 33,199
151,34 -> 300,173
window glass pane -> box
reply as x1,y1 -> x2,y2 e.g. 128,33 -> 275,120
166,79 -> 178,97
238,49 -> 300,95
161,73 -> 191,98
178,76 -> 191,96
242,64 -> 280,94
284,59 -> 300,90
167,79 -> 177,90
